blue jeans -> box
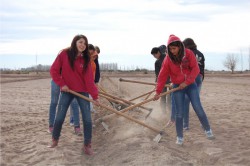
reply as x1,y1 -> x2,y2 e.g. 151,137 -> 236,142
70,99 -> 80,127
170,92 -> 176,121
49,80 -> 60,127
48,80 -> 80,127
166,92 -> 171,117
52,92 -> 92,145
160,87 -> 167,113
183,75 -> 203,128
172,83 -> 211,138
160,87 -> 172,122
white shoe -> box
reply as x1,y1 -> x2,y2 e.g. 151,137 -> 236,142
205,129 -> 215,140
90,109 -> 96,113
176,137 -> 183,146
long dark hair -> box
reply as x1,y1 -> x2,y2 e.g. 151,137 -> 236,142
66,34 -> 89,70
168,41 -> 184,64
183,38 -> 197,50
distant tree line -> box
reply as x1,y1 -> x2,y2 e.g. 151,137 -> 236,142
0,63 -> 151,73
100,63 -> 118,71
2,59 -> 249,74
0,64 -> 51,73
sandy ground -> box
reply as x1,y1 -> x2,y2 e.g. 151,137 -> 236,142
0,72 -> 250,166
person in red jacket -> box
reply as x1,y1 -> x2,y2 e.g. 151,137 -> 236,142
153,34 -> 214,146
48,34 -> 99,155
182,38 -> 205,130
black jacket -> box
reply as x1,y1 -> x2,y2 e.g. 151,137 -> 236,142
94,58 -> 100,83
192,49 -> 205,80
154,45 -> 170,83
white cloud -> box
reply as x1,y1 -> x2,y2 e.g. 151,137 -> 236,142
1,0 -> 250,70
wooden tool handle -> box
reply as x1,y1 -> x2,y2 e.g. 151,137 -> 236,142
68,90 -> 161,133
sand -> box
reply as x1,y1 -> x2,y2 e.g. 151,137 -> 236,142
1,72 -> 250,166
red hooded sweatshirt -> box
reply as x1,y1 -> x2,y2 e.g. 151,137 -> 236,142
156,35 -> 199,95
50,50 -> 98,100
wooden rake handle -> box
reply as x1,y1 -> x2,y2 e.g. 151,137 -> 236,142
144,88 -> 155,100
117,87 -> 180,113
119,78 -> 170,88
129,89 -> 155,102
98,85 -> 108,93
99,93 -> 129,107
68,90 -> 162,133
99,91 -> 152,111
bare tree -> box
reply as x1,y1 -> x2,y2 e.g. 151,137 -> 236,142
223,53 -> 238,73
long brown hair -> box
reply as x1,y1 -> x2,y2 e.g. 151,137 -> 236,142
66,34 -> 90,70
168,41 -> 184,64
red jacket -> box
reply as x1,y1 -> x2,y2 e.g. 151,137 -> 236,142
156,35 -> 199,94
50,50 -> 98,100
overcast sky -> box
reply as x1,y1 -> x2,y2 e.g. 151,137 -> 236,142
1,0 -> 250,70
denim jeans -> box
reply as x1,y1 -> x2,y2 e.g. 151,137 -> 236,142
170,92 -> 176,121
49,80 -> 60,127
166,92 -> 171,117
172,83 -> 211,138
48,80 -> 80,127
160,86 -> 172,119
89,95 -> 94,111
183,74 -> 203,128
160,87 -> 167,113
69,98 -> 80,127
52,92 -> 92,145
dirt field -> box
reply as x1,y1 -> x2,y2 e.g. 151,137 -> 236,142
0,72 -> 250,166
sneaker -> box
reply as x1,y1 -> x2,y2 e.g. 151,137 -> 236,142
176,137 -> 183,146
48,127 -> 53,134
70,117 -> 74,126
183,127 -> 189,131
48,138 -> 58,148
90,109 -> 96,113
205,129 -> 215,140
83,143 -> 94,155
74,127 -> 82,136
